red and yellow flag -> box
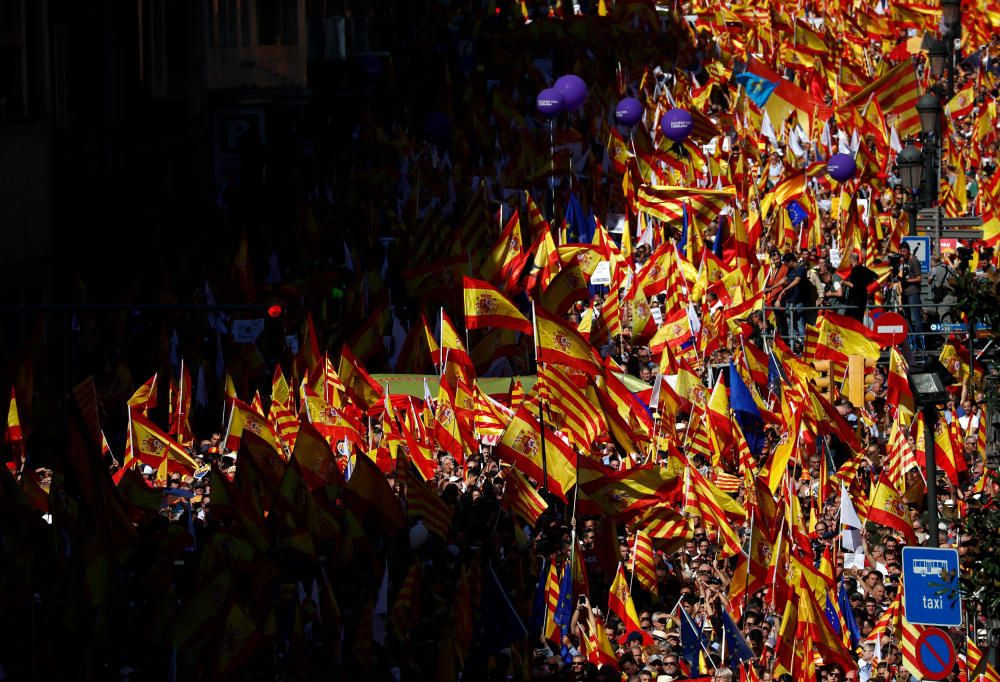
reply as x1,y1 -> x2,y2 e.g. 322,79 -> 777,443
495,404 -> 577,502
867,473 -> 917,544
130,413 -> 199,476
534,307 -> 601,375
462,276 -> 532,333
815,311 -> 882,364
608,564 -> 653,645
501,467 -> 549,526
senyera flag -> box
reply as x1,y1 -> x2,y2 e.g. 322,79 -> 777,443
462,276 -> 532,334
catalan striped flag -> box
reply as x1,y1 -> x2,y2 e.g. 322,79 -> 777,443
536,364 -> 606,451
634,185 -> 735,227
501,467 -> 548,527
631,530 -> 659,594
543,561 -> 561,642
966,637 -> 1000,682
840,61 -> 921,138
636,503 -> 692,542
268,365 -> 299,450
901,615 -> 929,680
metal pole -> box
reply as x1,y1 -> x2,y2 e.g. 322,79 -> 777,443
925,403 -> 940,546
538,397 -> 549,496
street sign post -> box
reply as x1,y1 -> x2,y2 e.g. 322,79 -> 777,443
901,236 -> 932,272
913,627 -> 956,680
873,311 -> 909,346
902,547 -> 962,626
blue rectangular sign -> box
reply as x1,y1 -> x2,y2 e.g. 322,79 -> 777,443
901,236 -> 931,272
902,547 -> 962,626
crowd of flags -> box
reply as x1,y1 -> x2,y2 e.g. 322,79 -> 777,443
3,0 -> 1000,678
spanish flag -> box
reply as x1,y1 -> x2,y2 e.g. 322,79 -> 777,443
130,413 -> 199,475
462,276 -> 532,334
815,311 -> 881,364
866,473 -> 917,544
225,397 -> 282,453
579,464 -> 682,519
886,348 -> 915,416
495,404 -> 577,502
338,344 -> 384,412
5,386 -> 24,448
540,261 -> 590,315
481,209 -> 524,286
608,564 -> 653,645
534,307 -> 602,375
438,309 -> 475,373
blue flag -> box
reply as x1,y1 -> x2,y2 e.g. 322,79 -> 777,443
720,607 -> 755,666
838,585 -> 862,648
529,559 -> 549,637
712,216 -> 726,258
786,200 -> 809,227
677,203 -> 689,253
565,192 -> 596,244
679,605 -> 709,675
553,563 -> 575,630
767,351 -> 783,398
824,591 -> 842,636
482,563 -> 529,653
729,362 -> 765,458
734,71 -> 779,107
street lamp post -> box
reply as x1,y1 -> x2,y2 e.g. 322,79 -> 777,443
941,0 -> 962,100
917,92 -> 943,211
897,144 -> 924,236
909,367 -> 952,547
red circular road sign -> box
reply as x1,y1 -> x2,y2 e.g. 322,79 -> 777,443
914,627 -> 956,680
874,311 -> 909,346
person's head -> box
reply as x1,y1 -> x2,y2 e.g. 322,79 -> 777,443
900,243 -> 911,256
714,669 -> 734,682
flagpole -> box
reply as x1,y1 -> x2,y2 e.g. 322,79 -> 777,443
769,516 -> 786,613
439,308 -> 445,377
629,529 -> 639,594
531,300 -> 549,496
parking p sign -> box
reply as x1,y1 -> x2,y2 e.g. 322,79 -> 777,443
902,547 -> 961,626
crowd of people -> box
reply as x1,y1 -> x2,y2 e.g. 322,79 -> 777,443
3,0 -> 1000,680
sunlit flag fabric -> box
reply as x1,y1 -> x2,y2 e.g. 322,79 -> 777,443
534,307 -> 602,375
131,413 -> 199,475
867,473 -> 918,544
608,564 -> 652,645
462,276 -> 532,333
495,404 -> 577,503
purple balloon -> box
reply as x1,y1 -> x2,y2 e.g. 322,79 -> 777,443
660,109 -> 693,143
826,153 -> 857,182
615,97 -> 644,126
554,74 -> 588,111
536,88 -> 564,118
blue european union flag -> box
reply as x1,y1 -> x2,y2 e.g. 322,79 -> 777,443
838,585 -> 862,648
729,362 -> 765,459
735,71 -> 779,107
787,200 -> 809,227
679,606 -> 710,675
565,192 -> 596,244
677,203 -> 689,253
720,607 -> 755,666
